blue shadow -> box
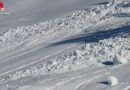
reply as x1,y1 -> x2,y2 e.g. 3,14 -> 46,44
96,2 -> 109,5
48,25 -> 130,47
102,61 -> 113,66
99,81 -> 109,85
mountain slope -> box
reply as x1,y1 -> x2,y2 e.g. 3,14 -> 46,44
0,0 -> 130,90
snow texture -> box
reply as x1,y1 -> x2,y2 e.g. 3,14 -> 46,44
0,0 -> 130,83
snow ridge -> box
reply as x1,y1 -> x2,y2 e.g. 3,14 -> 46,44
0,33 -> 130,83
0,0 -> 129,49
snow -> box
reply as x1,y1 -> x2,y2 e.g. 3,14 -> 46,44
108,76 -> 119,86
0,0 -> 130,90
113,54 -> 128,65
0,0 -> 130,50
123,86 -> 130,90
1,33 -> 129,83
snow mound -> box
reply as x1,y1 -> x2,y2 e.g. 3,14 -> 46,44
0,0 -> 130,49
108,76 -> 119,86
113,54 -> 128,65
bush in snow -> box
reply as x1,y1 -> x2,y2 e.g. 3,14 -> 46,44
113,54 -> 127,65
108,76 -> 119,86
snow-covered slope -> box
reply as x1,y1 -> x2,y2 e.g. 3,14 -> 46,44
0,0 -> 129,49
0,0 -> 109,33
0,0 -> 130,90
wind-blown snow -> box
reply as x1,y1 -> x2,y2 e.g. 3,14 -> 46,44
0,0 -> 129,50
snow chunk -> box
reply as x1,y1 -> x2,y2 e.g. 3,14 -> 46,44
113,54 -> 127,65
108,76 -> 119,86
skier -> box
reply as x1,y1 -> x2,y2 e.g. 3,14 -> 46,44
0,2 -> 5,12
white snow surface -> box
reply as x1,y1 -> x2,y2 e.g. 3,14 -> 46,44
108,76 -> 119,86
0,0 -> 130,90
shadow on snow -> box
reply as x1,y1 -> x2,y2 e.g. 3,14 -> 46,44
102,61 -> 113,66
98,81 -> 109,85
48,25 -> 130,47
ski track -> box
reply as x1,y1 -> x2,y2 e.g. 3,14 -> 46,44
43,63 -> 130,90
52,64 -> 123,90
0,44 -> 76,76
